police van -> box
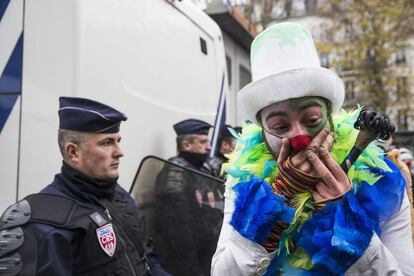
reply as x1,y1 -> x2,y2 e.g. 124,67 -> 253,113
0,0 -> 230,212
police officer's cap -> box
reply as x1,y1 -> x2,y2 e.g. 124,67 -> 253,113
220,125 -> 235,139
219,125 -> 241,143
59,97 -> 127,133
173,119 -> 212,135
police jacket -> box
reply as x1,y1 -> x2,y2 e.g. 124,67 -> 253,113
1,162 -> 168,276
168,155 -> 213,175
154,156 -> 223,276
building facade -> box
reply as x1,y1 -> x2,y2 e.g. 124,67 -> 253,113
239,0 -> 414,133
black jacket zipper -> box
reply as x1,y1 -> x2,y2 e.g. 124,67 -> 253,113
104,208 -> 138,276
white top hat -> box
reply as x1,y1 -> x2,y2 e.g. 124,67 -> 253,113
238,22 -> 345,124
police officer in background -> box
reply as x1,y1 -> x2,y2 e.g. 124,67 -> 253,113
168,118 -> 214,175
205,125 -> 241,178
0,97 -> 169,275
154,119 -> 223,276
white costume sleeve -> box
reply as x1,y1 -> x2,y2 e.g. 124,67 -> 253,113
211,193 -> 275,276
346,192 -> 414,276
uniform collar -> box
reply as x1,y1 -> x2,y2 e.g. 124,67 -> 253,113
61,161 -> 117,199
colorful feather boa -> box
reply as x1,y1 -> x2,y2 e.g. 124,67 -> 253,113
226,108 -> 406,275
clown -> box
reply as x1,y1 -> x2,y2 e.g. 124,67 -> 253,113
211,22 -> 414,275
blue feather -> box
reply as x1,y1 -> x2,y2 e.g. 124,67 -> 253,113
295,158 -> 406,274
230,177 -> 294,243
355,158 -> 406,230
263,159 -> 277,179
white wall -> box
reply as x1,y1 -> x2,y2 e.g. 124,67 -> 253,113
222,32 -> 251,126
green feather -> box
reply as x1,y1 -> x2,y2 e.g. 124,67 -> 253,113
288,247 -> 314,270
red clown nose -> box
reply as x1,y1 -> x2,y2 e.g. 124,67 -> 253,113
289,135 -> 312,151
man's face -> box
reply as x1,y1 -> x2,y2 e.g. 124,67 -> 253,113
260,97 -> 329,156
76,133 -> 124,180
220,138 -> 236,155
185,134 -> 211,154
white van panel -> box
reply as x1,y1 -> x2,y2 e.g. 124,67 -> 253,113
0,0 -> 24,211
18,0 -> 78,198
18,0 -> 227,198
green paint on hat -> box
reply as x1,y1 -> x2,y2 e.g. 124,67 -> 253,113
251,22 -> 312,60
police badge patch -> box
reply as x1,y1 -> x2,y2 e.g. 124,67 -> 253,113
96,223 -> 117,257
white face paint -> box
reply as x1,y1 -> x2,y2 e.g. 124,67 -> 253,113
260,97 -> 328,157
262,128 -> 284,158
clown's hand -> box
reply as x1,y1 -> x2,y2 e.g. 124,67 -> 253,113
278,128 -> 335,176
307,146 -> 352,203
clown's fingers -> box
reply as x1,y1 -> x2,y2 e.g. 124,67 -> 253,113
277,138 -> 291,164
306,128 -> 330,154
320,131 -> 335,153
291,128 -> 329,167
307,151 -> 352,203
307,151 -> 345,191
312,190 -> 325,203
319,147 -> 350,184
312,182 -> 331,202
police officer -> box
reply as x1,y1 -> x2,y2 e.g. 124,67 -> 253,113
168,118 -> 214,175
0,97 -> 169,275
153,119 -> 223,276
205,125 -> 240,178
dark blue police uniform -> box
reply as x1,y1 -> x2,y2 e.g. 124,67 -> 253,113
0,97 -> 169,276
154,119 -> 222,276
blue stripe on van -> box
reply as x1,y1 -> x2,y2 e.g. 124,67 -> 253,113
0,0 -> 11,23
0,31 -> 23,132
0,94 -> 18,131
0,33 -> 23,94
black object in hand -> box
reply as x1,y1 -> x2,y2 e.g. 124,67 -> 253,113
340,108 -> 395,173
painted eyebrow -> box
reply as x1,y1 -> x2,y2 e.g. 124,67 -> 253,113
297,100 -> 323,111
265,111 -> 288,120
